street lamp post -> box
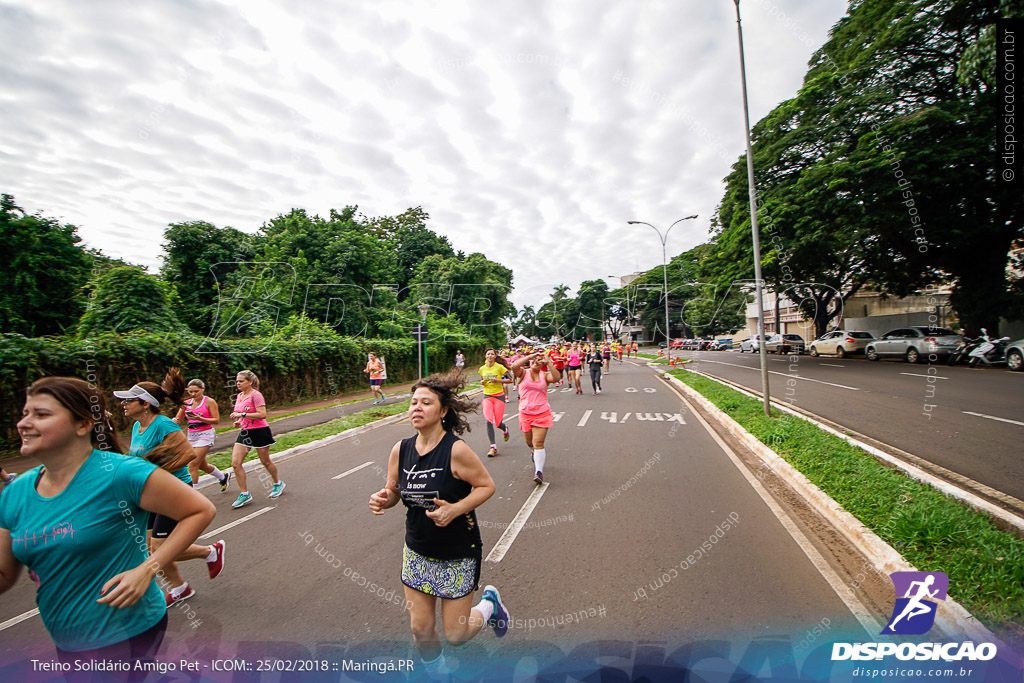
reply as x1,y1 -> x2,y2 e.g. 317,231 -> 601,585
627,216 -> 698,365
733,0 -> 772,416
417,303 -> 430,381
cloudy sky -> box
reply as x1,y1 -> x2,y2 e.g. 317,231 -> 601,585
0,0 -> 848,310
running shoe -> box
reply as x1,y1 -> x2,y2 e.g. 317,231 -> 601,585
219,470 -> 231,492
231,492 -> 253,509
166,583 -> 195,606
593,390 -> 597,395
269,481 -> 286,498
207,540 -> 226,579
372,399 -> 380,405
487,445 -> 498,457
534,471 -> 544,485
502,426 -> 509,442
381,394 -> 386,402
481,585 -> 510,637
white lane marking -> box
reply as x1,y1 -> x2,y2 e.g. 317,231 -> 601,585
696,359 -> 861,391
200,506 -> 275,540
485,483 -> 550,563
0,608 -> 39,632
820,363 -> 845,367
901,372 -> 948,380
333,461 -> 375,480
678,392 -> 880,636
963,411 -> 1024,427
577,410 -> 592,427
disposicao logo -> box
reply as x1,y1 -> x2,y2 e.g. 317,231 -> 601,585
881,571 -> 948,635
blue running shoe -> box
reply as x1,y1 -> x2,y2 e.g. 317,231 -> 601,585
231,492 -> 253,509
482,585 -> 509,637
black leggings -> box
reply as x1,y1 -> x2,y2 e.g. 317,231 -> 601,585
486,420 -> 507,444
589,366 -> 602,390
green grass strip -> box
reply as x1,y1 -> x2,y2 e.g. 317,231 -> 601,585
671,368 -> 1024,639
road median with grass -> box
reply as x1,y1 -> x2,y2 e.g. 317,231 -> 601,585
666,366 -> 1024,644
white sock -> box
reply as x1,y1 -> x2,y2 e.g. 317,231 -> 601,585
205,545 -> 218,562
474,598 -> 495,621
170,583 -> 188,598
421,652 -> 447,675
534,448 -> 546,473
210,466 -> 225,479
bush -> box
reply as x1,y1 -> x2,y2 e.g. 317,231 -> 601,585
0,331 -> 487,449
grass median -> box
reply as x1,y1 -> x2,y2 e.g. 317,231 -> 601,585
206,399 -> 411,472
670,368 -> 1024,641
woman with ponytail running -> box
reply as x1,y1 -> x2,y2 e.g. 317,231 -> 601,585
115,369 -> 226,606
173,379 -> 229,492
478,350 -> 513,457
0,377 -> 214,669
368,370 -> 508,679
510,351 -> 560,484
229,369 -> 284,508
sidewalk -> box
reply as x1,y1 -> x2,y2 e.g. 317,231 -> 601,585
0,379 -> 422,474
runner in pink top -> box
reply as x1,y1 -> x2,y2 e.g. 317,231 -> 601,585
510,351 -> 561,485
173,379 -> 229,491
228,370 -> 284,508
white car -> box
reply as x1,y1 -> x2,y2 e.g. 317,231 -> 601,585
738,335 -> 763,353
808,331 -> 875,358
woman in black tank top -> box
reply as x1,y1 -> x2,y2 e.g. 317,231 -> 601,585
368,371 -> 510,676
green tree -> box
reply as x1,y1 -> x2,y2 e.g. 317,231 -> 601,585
77,267 -> 185,338
0,194 -> 92,336
708,0 -> 1019,336
160,221 -> 256,334
365,207 -> 455,295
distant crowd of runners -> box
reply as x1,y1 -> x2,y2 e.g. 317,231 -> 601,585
0,342 -> 641,679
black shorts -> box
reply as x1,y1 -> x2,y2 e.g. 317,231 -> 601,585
151,513 -> 178,539
236,426 -> 275,448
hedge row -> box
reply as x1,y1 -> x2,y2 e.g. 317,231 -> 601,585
0,332 -> 488,449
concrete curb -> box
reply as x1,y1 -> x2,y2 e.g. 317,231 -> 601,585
656,367 -> 999,645
197,388 -> 484,489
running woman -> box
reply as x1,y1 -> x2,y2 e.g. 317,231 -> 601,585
586,346 -> 604,394
229,370 -> 284,508
632,341 -> 639,357
0,377 -> 215,667
454,350 -> 465,371
364,352 -> 386,404
616,341 -> 624,363
368,371 -> 509,678
478,350 -> 512,457
565,343 -> 584,394
549,346 -> 566,386
510,351 -> 560,484
116,370 -> 226,606
602,341 -> 612,373
173,379 -> 229,491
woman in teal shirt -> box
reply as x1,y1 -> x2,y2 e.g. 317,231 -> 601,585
0,376 -> 215,666
115,368 -> 226,606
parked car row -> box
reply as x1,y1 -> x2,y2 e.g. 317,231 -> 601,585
728,326 -> 1024,370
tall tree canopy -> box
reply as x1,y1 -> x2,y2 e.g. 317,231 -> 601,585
77,267 -> 184,338
708,0 -> 1018,336
0,194 -> 92,336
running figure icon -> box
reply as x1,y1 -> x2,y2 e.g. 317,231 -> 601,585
881,571 -> 948,635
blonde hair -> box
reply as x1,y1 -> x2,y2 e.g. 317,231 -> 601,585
237,369 -> 260,389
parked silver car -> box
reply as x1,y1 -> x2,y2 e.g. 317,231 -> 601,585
808,330 -> 875,357
765,334 -> 806,354
1006,339 -> 1024,371
865,326 -> 964,363
738,335 -> 763,353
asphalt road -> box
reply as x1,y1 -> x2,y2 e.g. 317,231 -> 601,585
0,358 -> 877,678
677,349 -> 1024,503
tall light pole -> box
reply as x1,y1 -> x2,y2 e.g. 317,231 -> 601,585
417,303 -> 430,381
627,216 -> 698,365
733,0 -> 772,416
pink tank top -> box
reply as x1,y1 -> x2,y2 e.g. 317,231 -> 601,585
518,369 -> 551,416
185,395 -> 214,433
567,351 -> 581,366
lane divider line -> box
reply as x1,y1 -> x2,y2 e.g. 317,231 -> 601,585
200,506 -> 275,540
577,410 -> 592,428
485,483 -> 549,563
901,372 -> 948,380
333,461 -> 375,480
963,411 -> 1024,427
0,608 -> 39,633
